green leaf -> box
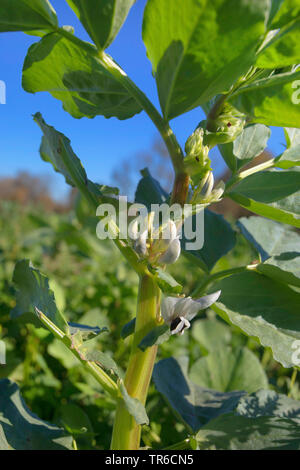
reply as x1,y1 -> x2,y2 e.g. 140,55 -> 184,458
119,383 -> 149,426
33,113 -> 103,210
190,346 -> 268,394
143,0 -> 269,119
135,168 -> 169,210
66,0 -> 135,50
68,322 -> 109,341
212,271 -> 300,368
230,191 -> 300,227
182,210 -> 236,272
270,0 -> 300,28
285,127 -> 300,148
11,259 -> 68,333
230,67 -> 300,127
23,33 -> 142,120
257,252 -> 300,288
120,318 -> 136,339
0,379 -> 73,450
257,19 -> 300,68
149,266 -> 182,294
229,170 -> 300,203
197,414 -> 300,450
276,144 -> 300,169
238,216 -> 300,261
34,112 -> 88,187
0,0 -> 58,32
81,349 -> 121,377
229,171 -> 300,227
236,389 -> 300,422
58,403 -> 94,444
138,324 -> 170,351
191,318 -> 232,354
219,124 -> 271,172
153,356 -> 245,433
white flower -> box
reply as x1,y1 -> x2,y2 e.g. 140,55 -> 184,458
161,291 -> 221,335
130,217 -> 181,265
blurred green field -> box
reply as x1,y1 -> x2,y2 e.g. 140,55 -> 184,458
0,199 -> 298,449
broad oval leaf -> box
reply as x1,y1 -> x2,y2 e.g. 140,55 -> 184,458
23,33 -> 142,120
182,210 -> 236,272
212,271 -> 300,368
66,0 -> 135,50
257,252 -> 300,288
190,346 -> 268,394
135,168 -> 169,210
230,67 -> 300,127
276,144 -> 300,169
143,0 -> 269,119
10,259 -> 69,333
229,170 -> 300,204
219,124 -> 271,172
0,0 -> 58,32
153,356 -> 245,433
236,389 -> 300,422
229,191 -> 300,228
197,414 -> 300,450
238,215 -> 300,261
191,318 -> 232,354
270,0 -> 300,29
257,18 -> 300,68
0,379 -> 73,450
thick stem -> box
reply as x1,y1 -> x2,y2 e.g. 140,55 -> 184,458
99,53 -> 184,175
111,275 -> 160,450
170,172 -> 190,206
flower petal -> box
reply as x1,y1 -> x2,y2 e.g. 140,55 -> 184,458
170,316 -> 190,335
161,296 -> 181,324
133,230 -> 148,256
158,237 -> 181,265
186,290 -> 221,320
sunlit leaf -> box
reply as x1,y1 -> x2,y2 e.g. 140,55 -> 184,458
0,0 -> 58,32
153,356 -> 245,433
143,0 -> 269,119
213,271 -> 300,367
23,33 -> 142,120
190,346 -> 268,393
11,259 -> 69,333
66,0 -> 135,50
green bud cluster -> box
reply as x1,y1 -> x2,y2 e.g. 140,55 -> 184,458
184,127 -> 211,186
204,103 -> 246,148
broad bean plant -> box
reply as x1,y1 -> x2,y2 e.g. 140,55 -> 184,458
1,0 -> 300,451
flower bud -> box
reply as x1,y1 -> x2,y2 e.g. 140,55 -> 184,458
184,127 -> 210,185
204,103 -> 245,148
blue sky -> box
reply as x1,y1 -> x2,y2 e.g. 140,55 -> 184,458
0,0 -> 285,199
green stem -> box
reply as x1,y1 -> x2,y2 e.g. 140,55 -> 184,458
164,437 -> 197,450
288,368 -> 298,397
35,308 -> 119,398
225,159 -> 275,193
58,27 -> 184,175
110,275 -> 160,450
99,52 -> 184,174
